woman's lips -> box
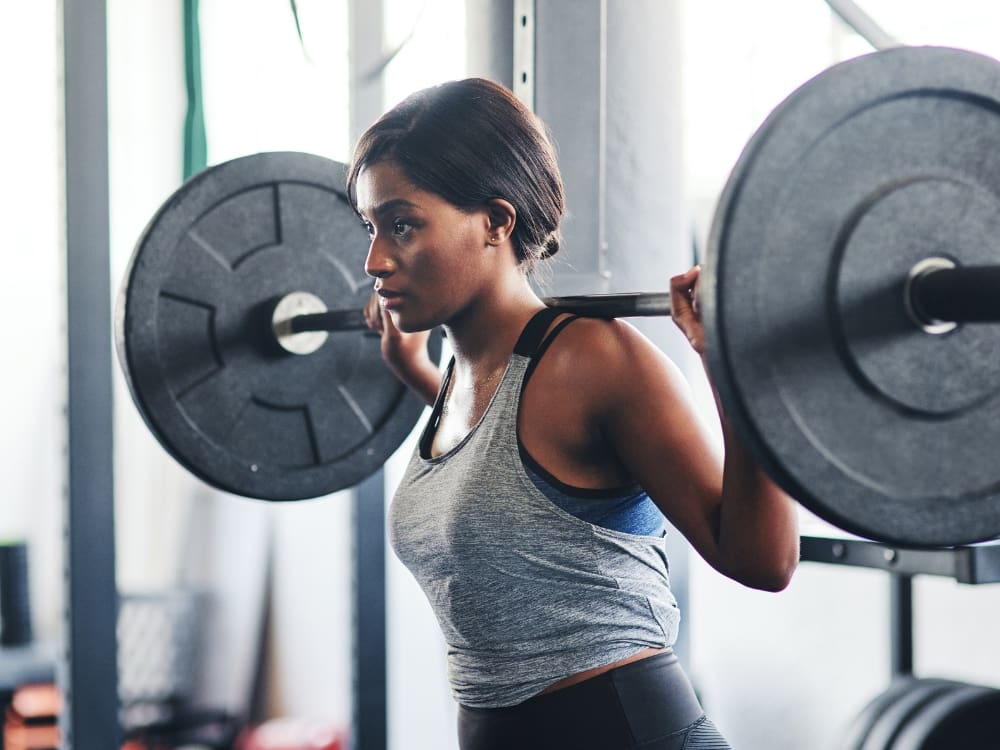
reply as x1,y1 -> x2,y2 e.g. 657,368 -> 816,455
377,288 -> 403,310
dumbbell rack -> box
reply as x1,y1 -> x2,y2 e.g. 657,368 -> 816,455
799,532 -> 1000,676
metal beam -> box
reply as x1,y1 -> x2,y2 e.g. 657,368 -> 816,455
61,0 -> 120,747
466,0 -> 515,88
533,0 -> 608,292
512,0 -> 534,106
353,473 -> 387,750
889,574 -> 914,677
349,0 -> 386,143
348,4 -> 387,748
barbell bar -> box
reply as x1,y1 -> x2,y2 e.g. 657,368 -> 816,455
273,292 -> 675,354
287,292 -> 675,334
272,265 -> 1000,355
115,45 -> 1000,547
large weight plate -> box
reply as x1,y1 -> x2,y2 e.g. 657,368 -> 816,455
703,47 -> 1000,547
116,152 -> 441,500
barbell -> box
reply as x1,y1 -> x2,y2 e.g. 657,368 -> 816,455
270,264 -> 998,352
115,46 -> 1000,548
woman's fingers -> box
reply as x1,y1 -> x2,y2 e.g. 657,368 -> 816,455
669,267 -> 699,315
669,266 -> 706,354
363,290 -> 384,334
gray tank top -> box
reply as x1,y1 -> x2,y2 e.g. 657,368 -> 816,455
387,309 -> 680,708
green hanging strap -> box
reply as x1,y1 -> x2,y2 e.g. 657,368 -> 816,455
290,0 -> 305,48
183,0 -> 208,180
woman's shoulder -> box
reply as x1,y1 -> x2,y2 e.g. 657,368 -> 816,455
548,315 -> 670,359
536,315 -> 687,395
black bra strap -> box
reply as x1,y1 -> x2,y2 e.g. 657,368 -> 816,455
522,313 -> 580,387
513,307 -> 565,357
419,357 -> 454,459
421,308 -> 577,457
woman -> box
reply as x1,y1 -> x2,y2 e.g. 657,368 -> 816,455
350,77 -> 799,749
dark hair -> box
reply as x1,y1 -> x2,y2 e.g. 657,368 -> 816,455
346,77 -> 565,270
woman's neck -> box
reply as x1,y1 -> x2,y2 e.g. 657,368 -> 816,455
443,273 -> 544,381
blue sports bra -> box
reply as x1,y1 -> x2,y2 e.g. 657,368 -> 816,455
518,313 -> 665,537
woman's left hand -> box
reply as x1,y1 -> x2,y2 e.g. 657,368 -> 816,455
669,266 -> 705,354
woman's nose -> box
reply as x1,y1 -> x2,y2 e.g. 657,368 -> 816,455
364,238 -> 393,279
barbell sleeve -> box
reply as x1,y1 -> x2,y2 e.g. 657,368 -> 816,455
908,265 -> 1000,325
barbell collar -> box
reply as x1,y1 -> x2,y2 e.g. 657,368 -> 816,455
273,291 -> 331,354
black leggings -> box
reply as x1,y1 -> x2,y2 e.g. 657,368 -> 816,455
457,650 -> 731,749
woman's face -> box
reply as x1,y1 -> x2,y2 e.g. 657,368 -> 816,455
356,160 -> 496,332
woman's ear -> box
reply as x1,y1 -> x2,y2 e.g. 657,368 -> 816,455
485,198 -> 517,245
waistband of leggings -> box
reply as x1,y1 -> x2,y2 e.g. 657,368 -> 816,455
527,648 -> 681,707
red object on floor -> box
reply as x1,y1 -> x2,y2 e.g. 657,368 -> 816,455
3,683 -> 60,750
237,717 -> 347,750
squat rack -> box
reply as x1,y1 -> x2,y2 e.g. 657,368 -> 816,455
800,534 -> 1000,677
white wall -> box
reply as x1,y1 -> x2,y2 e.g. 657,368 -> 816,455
0,0 -> 63,642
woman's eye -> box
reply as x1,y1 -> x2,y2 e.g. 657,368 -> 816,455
392,219 -> 412,236
361,220 -> 374,238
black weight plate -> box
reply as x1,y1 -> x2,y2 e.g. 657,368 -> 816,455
896,684 -> 1000,749
860,679 -> 963,750
116,151 -> 441,500
703,46 -> 1000,547
840,676 -> 923,750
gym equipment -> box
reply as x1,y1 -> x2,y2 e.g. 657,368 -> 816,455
857,679 -> 960,749
116,151 -> 443,501
276,291 -> 674,347
893,681 -> 1000,749
702,44 -> 1000,548
840,676 -> 924,749
116,46 -> 1000,546
840,677 -> 1000,749
0,543 -> 33,647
